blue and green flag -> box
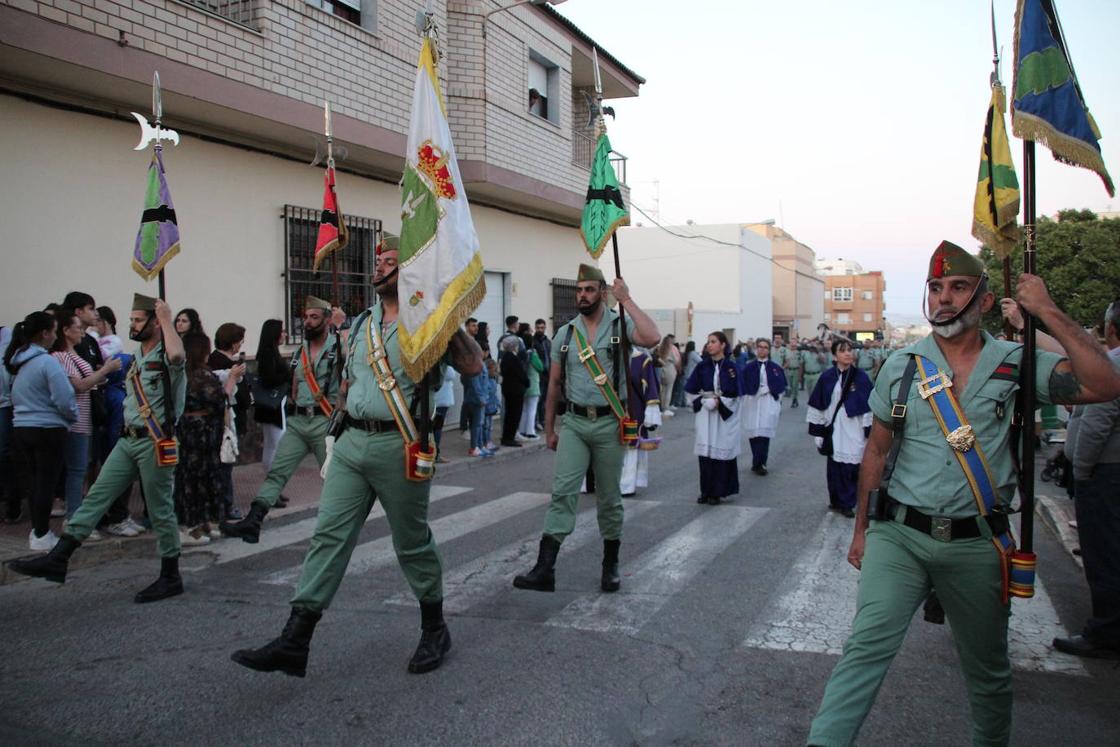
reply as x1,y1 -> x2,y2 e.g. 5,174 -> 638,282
1011,0 -> 1113,196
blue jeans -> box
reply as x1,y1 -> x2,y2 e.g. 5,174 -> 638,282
63,431 -> 91,518
482,410 -> 495,447
467,403 -> 485,450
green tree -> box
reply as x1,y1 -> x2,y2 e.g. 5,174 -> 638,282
979,210 -> 1120,334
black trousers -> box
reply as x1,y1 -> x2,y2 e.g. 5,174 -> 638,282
1074,463 -> 1120,645
13,426 -> 67,537
501,388 -> 524,444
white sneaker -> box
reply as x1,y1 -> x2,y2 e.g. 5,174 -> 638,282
123,517 -> 147,534
460,430 -> 471,440
29,529 -> 60,551
179,528 -> 210,546
50,505 -> 66,518
662,409 -> 675,417
105,520 -> 140,538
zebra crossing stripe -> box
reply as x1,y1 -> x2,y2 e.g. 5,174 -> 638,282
741,512 -> 1087,676
192,485 -> 472,566
383,498 -> 660,614
545,506 -> 768,635
261,491 -> 551,587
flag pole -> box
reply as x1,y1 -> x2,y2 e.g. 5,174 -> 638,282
1019,138 -> 1037,553
988,0 -> 1014,340
324,100 -> 341,306
153,72 -> 168,301
591,48 -> 630,361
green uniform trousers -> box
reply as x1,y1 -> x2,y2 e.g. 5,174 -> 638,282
785,369 -> 801,397
291,427 -> 442,612
66,435 -> 180,558
254,414 -> 329,508
803,372 -> 821,399
543,413 -> 625,542
808,516 -> 1011,747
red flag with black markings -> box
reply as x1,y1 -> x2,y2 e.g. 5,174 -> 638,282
312,165 -> 348,272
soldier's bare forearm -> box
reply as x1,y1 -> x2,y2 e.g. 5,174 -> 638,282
1038,305 -> 1120,402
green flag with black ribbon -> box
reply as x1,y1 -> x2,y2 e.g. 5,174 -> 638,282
580,131 -> 629,260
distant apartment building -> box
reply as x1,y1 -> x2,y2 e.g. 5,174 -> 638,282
817,259 -> 887,341
744,224 -> 824,341
0,0 -> 643,352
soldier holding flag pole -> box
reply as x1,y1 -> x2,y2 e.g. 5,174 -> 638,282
513,48 -> 660,595
230,12 -> 483,678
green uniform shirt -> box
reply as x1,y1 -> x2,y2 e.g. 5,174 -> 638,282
856,348 -> 876,370
293,332 -> 341,408
345,305 -> 445,422
801,349 -> 826,374
553,309 -> 636,407
123,342 -> 186,429
870,331 -> 1064,517
772,346 -> 789,368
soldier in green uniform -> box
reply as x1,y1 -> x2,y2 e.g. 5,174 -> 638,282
800,341 -> 827,399
807,241 -> 1120,747
221,295 -> 343,543
8,294 -> 187,603
854,339 -> 877,381
774,334 -> 802,408
513,264 -> 660,593
230,237 -> 482,677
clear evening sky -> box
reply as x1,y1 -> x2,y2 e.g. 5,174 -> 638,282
557,0 -> 1119,323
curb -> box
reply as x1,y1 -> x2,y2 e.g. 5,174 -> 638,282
437,439 -> 549,478
1035,492 -> 1081,569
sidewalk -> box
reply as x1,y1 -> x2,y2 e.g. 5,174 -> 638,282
0,425 -> 547,584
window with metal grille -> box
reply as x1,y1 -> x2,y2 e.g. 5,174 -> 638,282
283,204 -> 381,345
550,278 -> 579,332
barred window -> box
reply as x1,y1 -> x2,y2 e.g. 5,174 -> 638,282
283,204 -> 381,345
550,278 -> 579,332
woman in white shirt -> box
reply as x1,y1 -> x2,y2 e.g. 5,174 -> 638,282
805,339 -> 873,518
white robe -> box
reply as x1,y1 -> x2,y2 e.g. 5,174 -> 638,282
742,368 -> 782,439
686,364 -> 741,460
620,403 -> 661,494
805,371 -> 874,464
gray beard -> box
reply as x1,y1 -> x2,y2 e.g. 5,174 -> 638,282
931,304 -> 981,339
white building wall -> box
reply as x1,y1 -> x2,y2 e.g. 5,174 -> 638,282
0,95 -> 585,349
615,223 -> 772,346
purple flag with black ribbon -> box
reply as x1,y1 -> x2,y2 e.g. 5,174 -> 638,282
132,149 -> 180,281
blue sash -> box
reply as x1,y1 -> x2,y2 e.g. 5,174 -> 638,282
914,355 -> 1015,600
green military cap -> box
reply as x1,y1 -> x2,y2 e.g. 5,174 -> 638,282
304,295 -> 331,312
577,263 -> 605,284
132,293 -> 157,312
377,232 -> 399,255
928,240 -> 986,280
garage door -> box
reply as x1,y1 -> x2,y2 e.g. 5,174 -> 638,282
474,271 -> 507,359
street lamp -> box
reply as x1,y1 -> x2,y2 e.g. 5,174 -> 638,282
483,0 -> 567,23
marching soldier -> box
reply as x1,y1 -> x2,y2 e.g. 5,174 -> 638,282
221,295 -> 343,543
807,241 -> 1120,746
7,294 -> 187,603
513,264 -> 659,593
230,236 -> 483,676
801,341 -> 827,401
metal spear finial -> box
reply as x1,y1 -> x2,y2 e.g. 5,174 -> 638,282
989,0 -> 1001,87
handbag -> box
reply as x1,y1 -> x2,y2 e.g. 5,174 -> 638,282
251,375 -> 286,413
817,369 -> 854,457
220,407 -> 239,464
72,353 -> 109,427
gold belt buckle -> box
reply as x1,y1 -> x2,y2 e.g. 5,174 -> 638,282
931,517 -> 953,542
586,406 -> 597,421
918,371 -> 952,400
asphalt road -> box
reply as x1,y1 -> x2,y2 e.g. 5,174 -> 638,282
2,403 -> 1117,746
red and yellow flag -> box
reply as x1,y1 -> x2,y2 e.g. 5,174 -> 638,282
312,165 -> 348,272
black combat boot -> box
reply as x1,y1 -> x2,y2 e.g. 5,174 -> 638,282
134,555 -> 184,603
6,534 -> 81,584
231,606 -> 322,678
220,502 -> 268,544
408,600 -> 452,674
601,539 -> 621,593
512,535 -> 561,592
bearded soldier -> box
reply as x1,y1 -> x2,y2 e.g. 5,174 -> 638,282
221,295 -> 343,543
513,264 -> 660,593
230,235 -> 483,676
8,294 -> 187,603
